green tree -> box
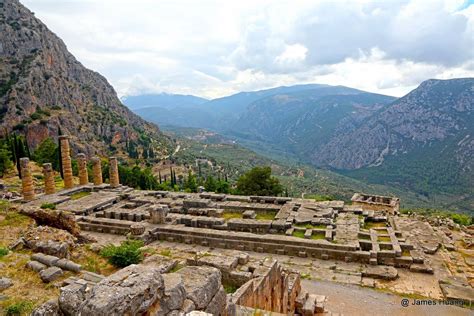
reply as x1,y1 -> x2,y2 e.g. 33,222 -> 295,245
184,170 -> 198,193
204,175 -> 217,192
33,138 -> 59,169
0,142 -> 12,176
235,166 -> 283,196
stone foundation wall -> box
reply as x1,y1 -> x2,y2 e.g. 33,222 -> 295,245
230,260 -> 301,314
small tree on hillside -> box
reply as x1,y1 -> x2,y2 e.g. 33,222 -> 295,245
235,166 -> 283,196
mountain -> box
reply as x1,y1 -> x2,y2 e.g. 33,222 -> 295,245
127,84 -> 335,130
0,0 -> 171,157
122,93 -> 208,110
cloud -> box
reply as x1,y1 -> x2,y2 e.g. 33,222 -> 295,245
22,0 -> 474,98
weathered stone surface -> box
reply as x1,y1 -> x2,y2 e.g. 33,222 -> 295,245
440,281 -> 474,303
362,265 -> 398,280
108,157 -> 120,188
31,299 -> 61,316
79,264 -> 164,315
40,266 -> 63,283
160,273 -> 186,314
142,254 -> 178,273
56,258 -> 81,272
91,157 -> 103,185
26,260 -> 47,272
60,136 -> 74,189
20,157 -> 35,201
0,277 -> 13,290
176,266 -> 221,309
59,281 -> 87,316
32,253 -> 60,267
43,163 -> 56,195
204,285 -> 227,315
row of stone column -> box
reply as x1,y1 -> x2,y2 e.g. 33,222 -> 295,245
20,135 -> 120,201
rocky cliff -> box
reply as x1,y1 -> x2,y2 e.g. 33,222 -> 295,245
0,0 -> 171,156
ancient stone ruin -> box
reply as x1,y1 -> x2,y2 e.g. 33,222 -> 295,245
17,136 -> 474,314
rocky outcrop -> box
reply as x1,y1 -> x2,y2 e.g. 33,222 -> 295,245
0,0 -> 171,156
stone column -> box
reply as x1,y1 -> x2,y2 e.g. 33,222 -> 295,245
59,135 -> 74,189
149,205 -> 168,224
77,153 -> 88,185
91,157 -> 103,185
43,163 -> 55,195
20,157 -> 35,201
109,157 -> 120,188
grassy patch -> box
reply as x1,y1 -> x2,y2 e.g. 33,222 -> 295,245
311,233 -> 326,240
305,194 -> 335,201
378,236 -> 392,243
40,203 -> 56,210
364,221 -> 386,229
402,249 -> 411,257
159,248 -> 172,257
223,283 -> 238,294
4,300 -> 35,316
0,247 -> 9,257
70,191 -> 91,200
0,211 -> 31,228
358,234 -> 371,240
255,211 -> 277,220
300,272 -> 312,280
221,211 -> 243,221
401,208 -> 472,226
295,223 -> 326,229
292,230 -> 306,238
169,263 -> 184,273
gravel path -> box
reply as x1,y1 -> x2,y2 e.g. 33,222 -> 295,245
302,279 -> 472,316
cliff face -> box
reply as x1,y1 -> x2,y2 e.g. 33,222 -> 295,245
0,0 -> 171,156
314,78 -> 474,171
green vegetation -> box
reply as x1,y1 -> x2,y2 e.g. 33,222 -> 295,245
305,194 -> 335,201
223,283 -> 238,294
363,222 -> 387,230
400,208 -> 472,226
32,137 -> 60,170
40,203 -> 56,210
235,166 -> 283,196
5,301 -> 35,316
311,233 -> 326,240
402,249 -> 411,257
292,230 -> 306,238
0,247 -> 9,257
221,211 -> 242,221
159,248 -> 172,257
0,142 -> 12,176
255,211 -> 277,220
377,236 -> 392,243
100,240 -> 144,268
70,191 -> 91,200
295,223 -> 326,229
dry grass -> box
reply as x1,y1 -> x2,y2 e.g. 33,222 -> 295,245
73,246 -> 117,276
311,233 -> 326,240
221,211 -> 243,221
255,211 -> 277,221
378,236 -> 392,243
0,250 -> 63,315
70,191 -> 91,200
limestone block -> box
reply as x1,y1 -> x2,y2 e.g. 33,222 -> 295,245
32,253 -> 60,266
26,260 -> 47,272
79,264 -> 164,315
108,157 -> 120,188
59,281 -> 87,316
176,266 -> 222,309
20,157 -> 35,201
30,299 -> 61,316
91,157 -> 103,185
59,136 -> 74,189
43,163 -> 55,195
40,266 -> 63,283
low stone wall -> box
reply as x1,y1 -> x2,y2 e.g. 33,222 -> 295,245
230,260 -> 301,314
150,225 -> 371,263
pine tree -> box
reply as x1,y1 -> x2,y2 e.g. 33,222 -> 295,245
158,170 -> 162,184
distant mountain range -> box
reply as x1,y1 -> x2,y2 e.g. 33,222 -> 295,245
125,78 -> 474,211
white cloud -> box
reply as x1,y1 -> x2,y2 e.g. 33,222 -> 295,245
22,0 -> 474,98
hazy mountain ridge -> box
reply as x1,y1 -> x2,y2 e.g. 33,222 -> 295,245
0,0 -> 171,156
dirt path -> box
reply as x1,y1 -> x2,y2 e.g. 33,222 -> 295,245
302,279 -> 471,316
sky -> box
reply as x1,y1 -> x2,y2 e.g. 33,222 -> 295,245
22,0 -> 474,99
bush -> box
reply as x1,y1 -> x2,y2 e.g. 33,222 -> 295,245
40,203 -> 56,210
100,240 -> 144,267
5,301 -> 34,316
235,166 -> 283,196
0,247 -> 9,257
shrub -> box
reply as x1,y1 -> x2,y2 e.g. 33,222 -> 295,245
100,240 -> 144,268
40,203 -> 56,210
0,247 -> 9,257
5,301 -> 34,316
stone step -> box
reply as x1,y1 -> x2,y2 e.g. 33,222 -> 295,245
78,222 -> 130,235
